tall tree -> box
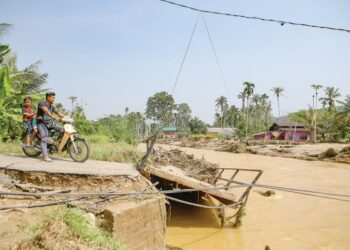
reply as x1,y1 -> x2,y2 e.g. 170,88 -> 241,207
174,103 -> 192,132
324,86 -> 341,113
243,82 -> 255,108
189,117 -> 207,134
319,97 -> 327,109
339,95 -> 350,116
271,86 -> 285,117
225,105 -> 239,127
215,96 -> 228,128
243,82 -> 255,137
68,96 -> 78,113
311,84 -> 323,108
237,91 -> 246,110
146,91 -> 175,126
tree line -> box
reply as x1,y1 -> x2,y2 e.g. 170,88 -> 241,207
1,23 -> 349,143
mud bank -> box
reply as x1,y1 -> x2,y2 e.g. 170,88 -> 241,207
0,167 -> 166,249
159,137 -> 350,164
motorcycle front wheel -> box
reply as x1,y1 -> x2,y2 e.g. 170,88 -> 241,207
68,138 -> 90,162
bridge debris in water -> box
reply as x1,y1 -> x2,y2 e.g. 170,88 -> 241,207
143,147 -> 263,226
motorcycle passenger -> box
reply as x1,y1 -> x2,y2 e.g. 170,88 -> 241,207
22,97 -> 38,145
37,92 -> 65,162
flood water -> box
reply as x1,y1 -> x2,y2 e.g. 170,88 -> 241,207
139,144 -> 350,249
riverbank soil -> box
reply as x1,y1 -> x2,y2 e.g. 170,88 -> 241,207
139,144 -> 350,250
0,164 -> 165,249
159,137 -> 350,164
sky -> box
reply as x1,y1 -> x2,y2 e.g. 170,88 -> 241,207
1,0 -> 350,123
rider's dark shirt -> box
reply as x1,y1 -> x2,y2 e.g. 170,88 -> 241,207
37,101 -> 57,124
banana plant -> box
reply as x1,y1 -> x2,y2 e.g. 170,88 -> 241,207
0,65 -> 10,106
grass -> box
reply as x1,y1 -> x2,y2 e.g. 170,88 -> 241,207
63,208 -> 125,249
20,206 -> 125,250
0,134 -> 142,164
89,141 -> 142,163
0,141 -> 22,154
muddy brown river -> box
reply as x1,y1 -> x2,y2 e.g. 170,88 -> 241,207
139,144 -> 350,250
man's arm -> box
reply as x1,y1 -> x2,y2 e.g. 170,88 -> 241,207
41,107 -> 61,121
52,106 -> 65,118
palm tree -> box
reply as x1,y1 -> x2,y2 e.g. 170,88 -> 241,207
237,91 -> 246,110
319,97 -> 327,109
311,84 -> 323,108
338,95 -> 350,116
215,96 -> 228,128
243,82 -> 255,107
68,96 -> 78,113
5,56 -> 48,95
271,86 -> 285,117
0,23 -> 11,38
324,86 -> 341,113
243,82 -> 255,137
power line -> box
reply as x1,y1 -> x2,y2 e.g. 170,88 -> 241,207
171,14 -> 200,95
159,0 -> 350,34
201,13 -> 230,100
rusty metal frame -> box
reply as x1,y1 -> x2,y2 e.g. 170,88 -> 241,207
212,167 -> 263,205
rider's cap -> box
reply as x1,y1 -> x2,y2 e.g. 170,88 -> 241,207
46,92 -> 56,98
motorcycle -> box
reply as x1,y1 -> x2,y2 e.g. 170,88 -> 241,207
22,117 -> 90,162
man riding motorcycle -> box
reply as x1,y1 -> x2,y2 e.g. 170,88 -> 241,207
37,92 -> 65,162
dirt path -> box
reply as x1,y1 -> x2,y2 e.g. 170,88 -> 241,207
139,144 -> 350,250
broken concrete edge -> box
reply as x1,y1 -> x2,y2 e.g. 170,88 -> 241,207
103,195 -> 167,250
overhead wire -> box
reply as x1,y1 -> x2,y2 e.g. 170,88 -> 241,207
201,13 -> 230,100
159,0 -> 350,34
171,14 -> 200,95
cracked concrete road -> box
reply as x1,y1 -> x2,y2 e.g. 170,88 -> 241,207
0,154 -> 139,177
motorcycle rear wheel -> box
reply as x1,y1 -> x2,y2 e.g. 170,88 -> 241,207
22,137 -> 41,158
68,138 -> 90,163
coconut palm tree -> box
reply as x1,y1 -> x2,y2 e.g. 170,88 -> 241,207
311,84 -> 323,108
243,82 -> 255,107
319,97 -> 327,109
271,86 -> 285,117
338,95 -> 350,116
5,55 -> 48,95
215,96 -> 228,128
242,82 -> 255,137
237,91 -> 246,110
324,86 -> 341,113
0,23 -> 11,38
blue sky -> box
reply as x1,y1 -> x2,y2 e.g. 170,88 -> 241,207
1,0 -> 350,123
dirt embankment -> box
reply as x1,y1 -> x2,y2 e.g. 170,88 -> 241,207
0,169 -> 154,249
158,137 -> 350,164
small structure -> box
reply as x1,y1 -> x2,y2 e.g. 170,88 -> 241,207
207,127 -> 236,137
161,127 -> 177,139
253,118 -> 312,142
